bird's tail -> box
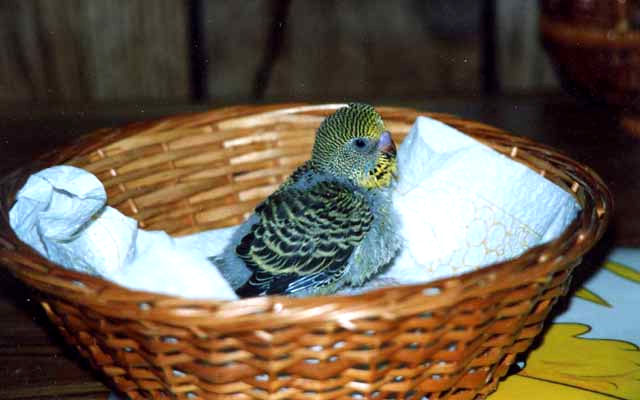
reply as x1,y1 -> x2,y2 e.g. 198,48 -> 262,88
235,281 -> 263,298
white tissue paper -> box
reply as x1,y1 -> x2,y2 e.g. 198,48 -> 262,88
9,166 -> 237,300
376,116 -> 580,286
9,166 -> 137,275
110,229 -> 237,300
9,116 -> 580,299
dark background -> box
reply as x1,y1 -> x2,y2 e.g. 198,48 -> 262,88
0,0 -> 558,106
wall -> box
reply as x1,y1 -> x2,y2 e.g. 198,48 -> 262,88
0,0 -> 558,105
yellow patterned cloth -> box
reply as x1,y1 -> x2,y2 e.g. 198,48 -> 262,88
490,248 -> 640,399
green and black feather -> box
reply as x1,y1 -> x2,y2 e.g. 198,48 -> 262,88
236,178 -> 373,296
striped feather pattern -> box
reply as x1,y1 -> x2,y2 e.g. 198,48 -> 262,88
236,180 -> 373,296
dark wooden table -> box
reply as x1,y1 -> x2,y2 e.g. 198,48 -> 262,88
0,95 -> 637,399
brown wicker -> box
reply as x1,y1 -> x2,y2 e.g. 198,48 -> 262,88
0,104 -> 611,400
540,0 -> 640,109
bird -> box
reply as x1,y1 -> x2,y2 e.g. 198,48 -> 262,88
210,103 -> 402,297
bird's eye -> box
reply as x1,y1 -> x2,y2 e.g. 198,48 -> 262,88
354,138 -> 367,149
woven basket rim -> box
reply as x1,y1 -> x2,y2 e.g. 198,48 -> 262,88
0,103 -> 612,326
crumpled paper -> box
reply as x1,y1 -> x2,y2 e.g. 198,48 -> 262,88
9,166 -> 137,276
9,116 -> 580,298
9,166 -> 237,300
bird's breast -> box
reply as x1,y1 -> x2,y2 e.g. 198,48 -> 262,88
359,153 -> 397,189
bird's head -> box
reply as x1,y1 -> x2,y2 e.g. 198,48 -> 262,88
310,103 -> 397,189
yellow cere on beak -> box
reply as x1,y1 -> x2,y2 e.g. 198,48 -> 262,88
359,131 -> 398,189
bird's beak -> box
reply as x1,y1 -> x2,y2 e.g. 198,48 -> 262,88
377,131 -> 396,155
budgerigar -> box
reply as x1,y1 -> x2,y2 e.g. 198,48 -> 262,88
211,103 -> 401,297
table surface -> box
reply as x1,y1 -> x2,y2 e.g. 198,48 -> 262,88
0,94 -> 637,399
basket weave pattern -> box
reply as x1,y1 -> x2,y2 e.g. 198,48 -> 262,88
0,105 -> 611,400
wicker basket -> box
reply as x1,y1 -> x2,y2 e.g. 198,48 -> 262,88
540,0 -> 640,136
0,104 -> 611,400
540,0 -> 640,109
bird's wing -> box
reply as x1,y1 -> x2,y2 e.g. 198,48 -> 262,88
235,181 -> 373,296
